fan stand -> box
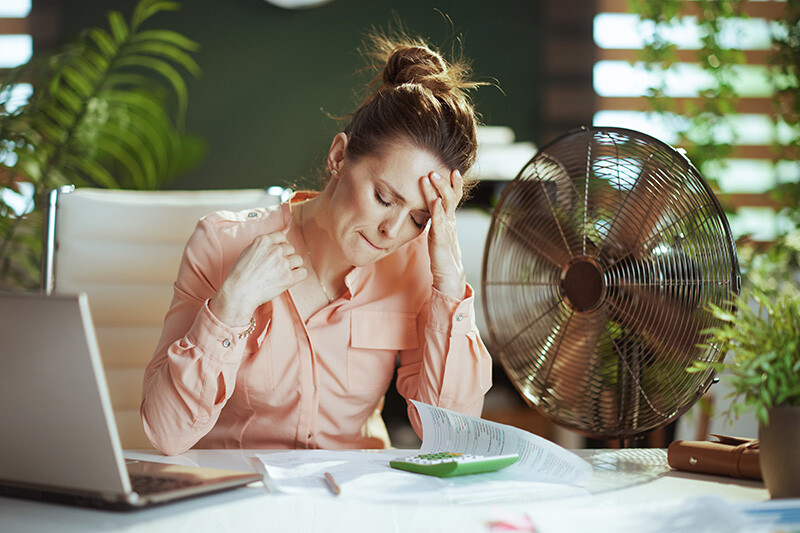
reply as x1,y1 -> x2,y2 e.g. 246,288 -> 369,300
563,262 -> 664,449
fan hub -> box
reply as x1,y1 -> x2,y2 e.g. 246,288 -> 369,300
561,257 -> 605,312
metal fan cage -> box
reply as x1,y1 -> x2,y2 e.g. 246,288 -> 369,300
482,126 -> 741,439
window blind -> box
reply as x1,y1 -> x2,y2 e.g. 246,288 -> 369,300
593,0 -> 796,241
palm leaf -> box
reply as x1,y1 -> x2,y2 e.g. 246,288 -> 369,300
132,0 -> 181,31
86,28 -> 118,58
107,11 -> 129,45
72,155 -> 122,189
133,30 -> 200,53
0,0 -> 201,289
94,133 -> 149,188
114,55 -> 190,120
124,41 -> 202,77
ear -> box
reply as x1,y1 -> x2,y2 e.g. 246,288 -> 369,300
327,132 -> 348,176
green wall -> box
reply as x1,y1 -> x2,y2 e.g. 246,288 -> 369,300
56,0 -> 541,191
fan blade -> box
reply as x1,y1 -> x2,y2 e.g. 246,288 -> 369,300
496,153 -> 589,268
483,267 -> 563,359
600,152 -> 684,259
538,309 -> 607,409
493,208 -> 573,268
605,282 -> 704,359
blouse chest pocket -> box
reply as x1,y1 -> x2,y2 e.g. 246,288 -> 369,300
348,310 -> 419,392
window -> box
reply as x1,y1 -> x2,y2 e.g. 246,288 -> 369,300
0,0 -> 33,215
593,0 -> 796,241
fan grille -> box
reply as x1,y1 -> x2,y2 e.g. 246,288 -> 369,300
482,127 -> 740,439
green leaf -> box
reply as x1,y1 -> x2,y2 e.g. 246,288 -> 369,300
61,65 -> 95,98
124,41 -> 202,77
94,134 -> 147,188
74,156 -> 121,189
101,123 -> 158,188
0,0 -> 202,290
105,72 -> 161,92
131,0 -> 181,31
107,10 -> 129,45
53,85 -> 83,113
132,29 -> 200,52
86,28 -> 118,58
104,90 -> 165,121
66,56 -> 103,88
123,108 -> 171,176
114,55 -> 189,121
36,117 -> 67,145
82,50 -> 110,74
17,157 -> 42,182
39,102 -> 74,130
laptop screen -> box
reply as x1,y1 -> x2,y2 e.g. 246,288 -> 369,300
0,292 -> 131,496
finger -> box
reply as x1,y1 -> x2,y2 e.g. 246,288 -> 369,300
268,231 -> 288,245
420,174 -> 440,215
287,254 -> 304,269
279,242 -> 296,257
451,169 -> 463,205
429,197 -> 446,238
290,266 -> 308,284
429,171 -> 457,218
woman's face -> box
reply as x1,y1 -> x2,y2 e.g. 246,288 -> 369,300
326,139 -> 452,267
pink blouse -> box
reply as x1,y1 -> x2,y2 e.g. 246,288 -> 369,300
141,198 -> 492,455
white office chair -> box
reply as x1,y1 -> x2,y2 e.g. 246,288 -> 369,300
42,186 -> 284,449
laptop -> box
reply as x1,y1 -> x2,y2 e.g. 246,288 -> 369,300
0,291 -> 262,510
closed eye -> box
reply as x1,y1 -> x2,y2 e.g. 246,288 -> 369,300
410,215 -> 428,230
374,189 -> 391,207
375,187 -> 428,229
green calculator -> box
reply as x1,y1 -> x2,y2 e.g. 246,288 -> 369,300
389,452 -> 519,478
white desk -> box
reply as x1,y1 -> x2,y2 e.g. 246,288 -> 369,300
1,448 -> 771,533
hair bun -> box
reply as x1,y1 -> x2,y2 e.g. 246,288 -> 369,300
383,45 -> 450,92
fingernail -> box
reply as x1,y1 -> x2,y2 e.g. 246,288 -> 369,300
431,172 -> 441,180
424,176 -> 432,187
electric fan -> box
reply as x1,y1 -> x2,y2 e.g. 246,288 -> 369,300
481,126 -> 741,440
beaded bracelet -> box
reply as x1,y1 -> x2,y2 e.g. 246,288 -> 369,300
238,317 -> 256,339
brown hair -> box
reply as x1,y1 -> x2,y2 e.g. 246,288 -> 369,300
342,30 -> 482,199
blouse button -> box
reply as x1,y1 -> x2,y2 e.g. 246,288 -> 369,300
222,339 -> 232,348
247,211 -> 258,218
456,313 -> 464,322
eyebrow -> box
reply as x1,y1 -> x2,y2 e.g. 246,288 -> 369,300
380,180 -> 430,216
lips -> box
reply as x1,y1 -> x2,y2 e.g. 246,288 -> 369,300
359,232 -> 384,251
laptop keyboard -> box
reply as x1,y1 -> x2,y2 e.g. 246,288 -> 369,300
130,474 -> 204,495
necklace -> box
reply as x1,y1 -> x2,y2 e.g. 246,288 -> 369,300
299,202 -> 335,303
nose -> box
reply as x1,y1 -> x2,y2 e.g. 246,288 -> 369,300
379,210 -> 404,239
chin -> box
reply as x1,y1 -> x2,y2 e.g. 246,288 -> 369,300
349,248 -> 388,267
342,233 -> 387,265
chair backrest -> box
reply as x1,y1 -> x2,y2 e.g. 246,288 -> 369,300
43,186 -> 283,449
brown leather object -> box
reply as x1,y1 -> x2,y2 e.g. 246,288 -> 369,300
667,435 -> 762,481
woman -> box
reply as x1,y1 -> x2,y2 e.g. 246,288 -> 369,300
141,31 -> 493,455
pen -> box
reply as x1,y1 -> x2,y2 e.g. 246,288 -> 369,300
323,471 -> 341,496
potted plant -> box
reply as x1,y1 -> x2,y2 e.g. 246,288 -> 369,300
0,0 -> 203,290
690,251 -> 800,498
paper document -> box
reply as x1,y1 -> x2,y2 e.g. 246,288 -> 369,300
257,402 -> 591,503
412,400 -> 592,484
